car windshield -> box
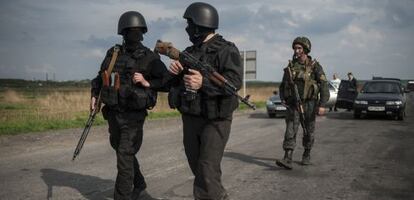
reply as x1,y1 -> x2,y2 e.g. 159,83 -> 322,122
270,95 -> 280,101
363,82 -> 401,93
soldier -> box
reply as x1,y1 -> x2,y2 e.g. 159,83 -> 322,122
167,2 -> 242,200
90,11 -> 169,200
276,36 -> 329,169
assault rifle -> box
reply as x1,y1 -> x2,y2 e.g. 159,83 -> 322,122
72,93 -> 102,161
154,40 -> 256,110
284,66 -> 309,136
72,46 -> 120,161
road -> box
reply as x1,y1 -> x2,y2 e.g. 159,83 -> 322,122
1,93 -> 413,200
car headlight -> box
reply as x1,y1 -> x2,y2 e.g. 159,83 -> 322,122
354,100 -> 368,105
266,100 -> 274,106
386,101 -> 402,105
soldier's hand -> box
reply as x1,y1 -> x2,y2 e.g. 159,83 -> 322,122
169,60 -> 184,75
133,72 -> 150,87
184,69 -> 203,90
317,107 -> 326,116
90,96 -> 97,113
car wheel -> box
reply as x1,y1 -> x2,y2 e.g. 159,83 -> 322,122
353,111 -> 360,119
268,113 -> 276,118
397,110 -> 405,121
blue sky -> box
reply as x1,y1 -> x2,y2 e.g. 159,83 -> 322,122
0,0 -> 413,81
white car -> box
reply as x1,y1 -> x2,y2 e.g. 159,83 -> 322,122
325,82 -> 338,110
266,92 -> 287,118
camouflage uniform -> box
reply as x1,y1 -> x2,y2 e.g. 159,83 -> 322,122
277,36 -> 329,169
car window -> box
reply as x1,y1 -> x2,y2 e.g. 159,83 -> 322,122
363,82 -> 401,93
270,95 -> 280,101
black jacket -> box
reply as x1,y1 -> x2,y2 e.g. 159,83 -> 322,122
91,42 -> 169,117
168,34 -> 243,119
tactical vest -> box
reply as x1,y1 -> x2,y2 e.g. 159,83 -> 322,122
284,59 -> 320,101
171,36 -> 239,119
101,44 -> 158,111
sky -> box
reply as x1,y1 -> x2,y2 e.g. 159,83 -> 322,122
0,0 -> 413,81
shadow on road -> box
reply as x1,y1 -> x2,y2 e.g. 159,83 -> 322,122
40,168 -> 113,200
224,152 -> 280,170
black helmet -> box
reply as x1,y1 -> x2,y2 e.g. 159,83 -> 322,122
292,36 -> 311,53
183,2 -> 219,29
118,11 -> 147,35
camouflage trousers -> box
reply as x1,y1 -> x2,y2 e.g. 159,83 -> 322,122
283,100 -> 317,151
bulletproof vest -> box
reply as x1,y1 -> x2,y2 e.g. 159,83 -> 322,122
173,35 -> 239,119
101,44 -> 157,111
286,59 -> 319,101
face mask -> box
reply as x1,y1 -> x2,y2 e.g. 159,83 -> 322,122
124,29 -> 143,43
185,21 -> 208,45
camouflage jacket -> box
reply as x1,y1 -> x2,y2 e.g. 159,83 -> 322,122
279,56 -> 329,107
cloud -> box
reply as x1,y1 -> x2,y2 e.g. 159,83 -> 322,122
0,0 -> 413,81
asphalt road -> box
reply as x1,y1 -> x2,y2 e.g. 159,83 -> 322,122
1,94 -> 413,200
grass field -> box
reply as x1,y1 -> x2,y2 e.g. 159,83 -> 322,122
0,82 -> 276,135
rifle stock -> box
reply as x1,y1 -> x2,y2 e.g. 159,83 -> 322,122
155,40 -> 256,110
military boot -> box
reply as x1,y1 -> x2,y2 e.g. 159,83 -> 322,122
301,149 -> 311,165
276,150 -> 293,170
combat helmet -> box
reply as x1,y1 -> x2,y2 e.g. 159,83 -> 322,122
292,36 -> 311,54
183,2 -> 219,29
118,11 -> 147,35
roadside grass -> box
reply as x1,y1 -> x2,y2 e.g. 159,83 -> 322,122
0,85 -> 275,135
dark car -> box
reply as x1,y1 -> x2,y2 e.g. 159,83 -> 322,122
336,80 -> 357,110
266,91 -> 287,118
353,80 -> 409,120
407,80 -> 414,91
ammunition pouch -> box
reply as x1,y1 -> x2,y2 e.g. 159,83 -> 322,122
101,105 -> 110,120
126,86 -> 157,110
101,86 -> 119,106
203,98 -> 218,119
218,96 -> 239,118
177,90 -> 202,115
201,96 -> 238,119
168,87 -> 181,109
304,80 -> 319,100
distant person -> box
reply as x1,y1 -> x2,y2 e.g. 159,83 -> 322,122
347,72 -> 357,111
329,73 -> 341,112
276,36 -> 329,169
90,11 -> 169,200
330,73 -> 341,89
348,72 -> 357,90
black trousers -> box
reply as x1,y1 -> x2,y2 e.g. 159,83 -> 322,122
107,110 -> 146,200
182,114 -> 232,200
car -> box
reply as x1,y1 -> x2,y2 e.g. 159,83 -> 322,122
266,91 -> 287,118
336,80 -> 357,110
353,80 -> 409,120
407,80 -> 414,91
325,82 -> 338,110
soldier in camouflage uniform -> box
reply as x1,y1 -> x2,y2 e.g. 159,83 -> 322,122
276,36 -> 329,169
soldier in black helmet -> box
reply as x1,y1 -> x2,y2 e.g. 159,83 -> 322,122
90,11 -> 169,200
276,36 -> 329,169
167,2 -> 242,200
